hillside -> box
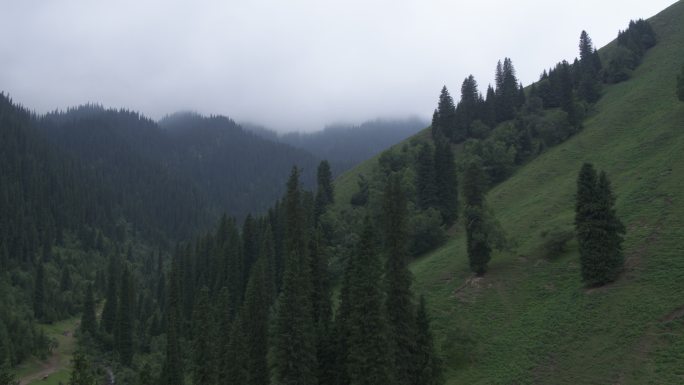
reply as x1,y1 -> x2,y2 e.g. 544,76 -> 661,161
333,2 -> 684,383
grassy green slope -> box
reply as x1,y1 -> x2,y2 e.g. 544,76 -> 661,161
335,2 -> 684,383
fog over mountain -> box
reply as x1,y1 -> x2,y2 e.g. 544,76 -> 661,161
0,0 -> 673,132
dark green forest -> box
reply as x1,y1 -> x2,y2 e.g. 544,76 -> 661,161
0,14 -> 667,385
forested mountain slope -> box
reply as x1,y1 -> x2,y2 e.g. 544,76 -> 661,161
332,2 -> 684,383
248,117 -> 427,173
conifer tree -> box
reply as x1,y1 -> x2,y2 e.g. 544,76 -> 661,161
382,177 -> 415,385
81,284 -> 97,337
315,160 -> 334,220
415,143 -> 438,210
225,315 -> 248,384
558,61 -> 579,126
160,256 -> 183,385
463,160 -> 491,275
575,164 -> 625,285
495,58 -> 520,122
241,256 -> 271,385
33,263 -> 45,321
434,138 -> 458,226
345,218 -> 392,385
414,296 -> 443,385
454,75 -> 480,141
432,87 -> 457,140
243,214 -> 258,286
101,255 -> 119,334
114,267 -> 133,366
271,167 -> 318,385
191,287 -> 213,385
578,31 -> 602,103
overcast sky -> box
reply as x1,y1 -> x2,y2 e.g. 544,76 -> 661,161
0,0 -> 676,132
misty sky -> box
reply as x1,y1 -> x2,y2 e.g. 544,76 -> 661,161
0,0 -> 676,132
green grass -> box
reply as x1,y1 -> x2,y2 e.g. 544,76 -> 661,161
333,2 -> 684,383
14,317 -> 79,385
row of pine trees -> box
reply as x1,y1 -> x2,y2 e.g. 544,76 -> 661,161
73,161 -> 442,385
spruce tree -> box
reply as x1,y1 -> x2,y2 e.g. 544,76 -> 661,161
81,284 -> 97,337
33,262 -> 45,321
225,315 -> 248,384
575,164 -> 625,285
495,58 -> 520,122
241,256 -> 271,385
191,287 -> 213,385
382,177 -> 415,385
463,160 -> 491,275
414,296 -> 443,385
432,87 -> 457,140
114,267 -> 133,366
160,256 -> 183,385
558,61 -> 579,126
271,167 -> 318,385
345,218 -> 392,385
434,138 -> 458,226
455,75 -> 480,141
578,31 -> 602,103
315,160 -> 334,220
101,255 -> 119,334
415,142 -> 438,210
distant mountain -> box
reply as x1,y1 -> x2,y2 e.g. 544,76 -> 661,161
246,117 -> 427,173
32,107 -> 320,240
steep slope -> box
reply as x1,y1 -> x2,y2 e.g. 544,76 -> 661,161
334,2 -> 684,383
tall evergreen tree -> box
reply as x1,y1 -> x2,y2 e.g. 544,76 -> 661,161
495,58 -> 521,122
414,296 -> 443,385
578,31 -> 602,103
415,143 -> 438,210
243,214 -> 258,287
114,267 -> 133,366
271,167 -> 318,385
463,160 -> 491,275
33,263 -> 45,321
558,61 -> 579,126
382,177 -> 415,385
454,75 -> 481,141
100,254 -> 119,334
241,256 -> 271,385
315,160 -> 334,220
345,218 -> 392,385
191,287 -> 213,385
431,87 -> 457,140
81,284 -> 97,337
160,256 -> 183,385
434,138 -> 458,226
575,164 -> 625,285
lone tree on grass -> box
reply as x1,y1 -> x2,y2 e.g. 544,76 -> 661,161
575,163 -> 625,286
462,160 -> 491,275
